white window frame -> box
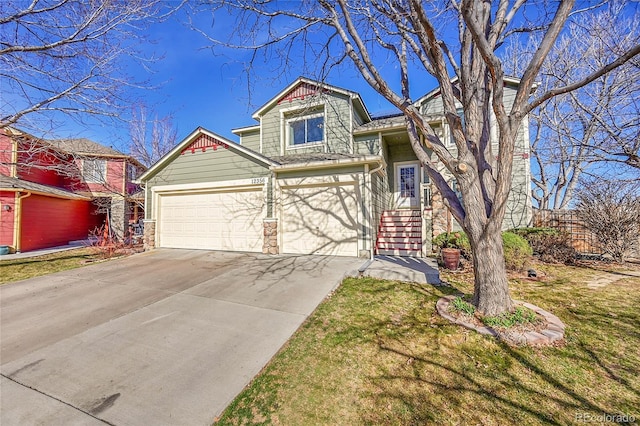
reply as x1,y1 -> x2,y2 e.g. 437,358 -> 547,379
82,158 -> 106,183
285,111 -> 325,150
394,161 -> 421,209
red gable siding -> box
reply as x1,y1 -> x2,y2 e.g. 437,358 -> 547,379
180,134 -> 229,155
278,82 -> 328,104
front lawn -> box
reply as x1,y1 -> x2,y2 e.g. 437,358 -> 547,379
0,248 -> 101,284
216,262 -> 640,425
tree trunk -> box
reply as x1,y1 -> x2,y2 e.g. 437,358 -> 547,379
470,229 -> 513,316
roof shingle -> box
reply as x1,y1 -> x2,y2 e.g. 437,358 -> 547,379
0,175 -> 90,200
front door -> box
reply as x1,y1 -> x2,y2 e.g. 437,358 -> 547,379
395,163 -> 420,208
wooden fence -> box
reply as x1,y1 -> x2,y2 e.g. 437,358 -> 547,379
532,209 -> 603,255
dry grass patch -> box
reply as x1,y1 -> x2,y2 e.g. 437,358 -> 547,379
0,248 -> 101,284
216,264 -> 640,426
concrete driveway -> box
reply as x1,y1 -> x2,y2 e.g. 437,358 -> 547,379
0,249 -> 362,425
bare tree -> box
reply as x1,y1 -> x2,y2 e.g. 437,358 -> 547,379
196,1 -> 640,315
0,0 -> 182,133
505,5 -> 640,209
128,104 -> 177,168
576,178 -> 640,263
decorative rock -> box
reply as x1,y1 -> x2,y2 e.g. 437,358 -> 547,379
523,331 -> 550,346
436,296 -> 566,347
546,324 -> 565,333
541,329 -> 564,342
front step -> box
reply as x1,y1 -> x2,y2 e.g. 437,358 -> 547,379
382,209 -> 420,217
375,209 -> 423,257
377,248 -> 423,257
377,242 -> 422,251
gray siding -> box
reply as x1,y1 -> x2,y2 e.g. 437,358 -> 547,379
386,143 -> 419,195
421,95 -> 446,116
352,106 -> 367,127
260,92 -> 353,157
504,118 -> 532,229
240,130 -> 260,152
417,84 -> 531,228
354,134 -> 381,155
275,164 -> 364,180
371,172 -> 391,238
145,148 -> 270,218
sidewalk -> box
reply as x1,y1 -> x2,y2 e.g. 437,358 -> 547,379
359,255 -> 441,284
0,242 -> 88,261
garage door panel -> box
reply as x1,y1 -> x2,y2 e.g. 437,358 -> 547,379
158,189 -> 264,252
282,182 -> 360,256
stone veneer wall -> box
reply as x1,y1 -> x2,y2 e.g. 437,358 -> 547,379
263,219 -> 279,254
110,196 -> 128,240
430,184 -> 450,237
143,220 -> 156,251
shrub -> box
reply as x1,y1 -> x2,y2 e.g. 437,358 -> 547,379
510,227 -> 560,238
501,232 -> 533,271
510,227 -> 576,264
434,231 -> 532,271
433,232 -> 471,257
576,178 -> 640,263
530,232 -> 576,264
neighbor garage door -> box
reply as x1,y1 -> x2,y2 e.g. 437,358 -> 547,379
158,189 -> 264,252
281,179 -> 360,256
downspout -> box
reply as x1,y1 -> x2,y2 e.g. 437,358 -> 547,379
143,182 -> 148,220
367,160 -> 386,260
13,191 -> 32,252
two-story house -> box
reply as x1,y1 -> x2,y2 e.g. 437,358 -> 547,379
137,77 -> 531,257
0,128 -> 145,252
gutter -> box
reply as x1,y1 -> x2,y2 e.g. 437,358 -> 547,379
0,187 -> 90,201
269,155 -> 383,173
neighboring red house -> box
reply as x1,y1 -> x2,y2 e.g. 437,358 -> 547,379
0,127 -> 145,253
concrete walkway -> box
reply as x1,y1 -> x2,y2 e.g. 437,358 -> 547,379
586,269 -> 640,288
360,255 -> 441,284
0,241 -> 88,260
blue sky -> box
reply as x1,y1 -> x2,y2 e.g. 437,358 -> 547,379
59,5 -> 421,153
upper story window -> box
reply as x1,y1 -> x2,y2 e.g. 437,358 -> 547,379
287,113 -> 324,147
127,163 -> 138,182
82,158 -> 106,183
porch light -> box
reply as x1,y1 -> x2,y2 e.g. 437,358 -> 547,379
2,204 -> 11,212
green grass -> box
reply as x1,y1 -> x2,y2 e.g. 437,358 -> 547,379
216,262 -> 640,425
482,306 -> 537,328
0,248 -> 101,284
451,296 -> 475,315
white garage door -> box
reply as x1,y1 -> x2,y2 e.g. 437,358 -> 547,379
281,182 -> 360,256
158,189 -> 264,252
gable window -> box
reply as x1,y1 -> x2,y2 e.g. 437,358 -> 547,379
82,159 -> 106,183
287,113 -> 324,146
